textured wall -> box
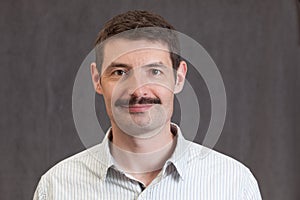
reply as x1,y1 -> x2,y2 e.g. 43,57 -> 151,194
0,0 -> 299,199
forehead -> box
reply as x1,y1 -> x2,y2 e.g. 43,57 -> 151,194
102,38 -> 171,70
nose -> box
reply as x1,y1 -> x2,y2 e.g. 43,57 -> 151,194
125,69 -> 150,97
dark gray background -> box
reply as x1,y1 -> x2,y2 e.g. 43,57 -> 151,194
1,0 -> 299,199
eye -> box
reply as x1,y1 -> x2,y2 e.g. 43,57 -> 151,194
151,68 -> 162,75
112,70 -> 127,76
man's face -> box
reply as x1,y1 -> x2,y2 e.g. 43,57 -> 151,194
92,38 -> 186,138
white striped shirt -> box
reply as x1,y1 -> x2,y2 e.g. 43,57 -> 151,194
33,124 -> 262,200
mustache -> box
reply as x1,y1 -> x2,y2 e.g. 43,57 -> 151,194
115,96 -> 161,107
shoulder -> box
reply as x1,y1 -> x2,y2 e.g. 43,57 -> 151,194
187,141 -> 250,173
185,141 -> 262,199
47,144 -> 101,174
37,144 -> 104,187
33,145 -> 105,199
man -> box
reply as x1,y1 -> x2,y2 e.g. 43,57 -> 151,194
34,10 -> 262,199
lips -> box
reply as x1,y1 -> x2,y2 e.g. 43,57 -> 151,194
121,104 -> 153,113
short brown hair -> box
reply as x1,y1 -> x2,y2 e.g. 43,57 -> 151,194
95,10 -> 181,71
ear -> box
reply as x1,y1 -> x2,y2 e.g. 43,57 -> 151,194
174,61 -> 187,94
90,62 -> 103,94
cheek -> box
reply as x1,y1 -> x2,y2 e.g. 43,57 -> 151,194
101,83 -> 115,102
102,97 -> 112,114
157,89 -> 174,104
101,91 -> 113,112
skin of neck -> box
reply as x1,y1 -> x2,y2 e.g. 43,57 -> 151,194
109,120 -> 175,186
110,120 -> 174,153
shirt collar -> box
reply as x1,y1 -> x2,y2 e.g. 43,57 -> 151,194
97,128 -> 115,180
162,123 -> 190,180
97,123 -> 191,181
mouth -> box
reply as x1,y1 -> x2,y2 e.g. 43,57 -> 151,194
115,97 -> 161,113
121,104 -> 154,113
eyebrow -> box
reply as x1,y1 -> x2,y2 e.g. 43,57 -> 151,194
105,62 -> 132,71
142,62 -> 169,69
105,61 -> 169,71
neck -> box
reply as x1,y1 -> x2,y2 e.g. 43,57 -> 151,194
109,121 -> 176,185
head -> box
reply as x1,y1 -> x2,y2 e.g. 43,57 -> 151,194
91,10 -> 187,138
94,10 -> 181,72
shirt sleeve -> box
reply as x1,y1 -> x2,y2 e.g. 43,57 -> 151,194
243,168 -> 262,200
33,176 -> 47,200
